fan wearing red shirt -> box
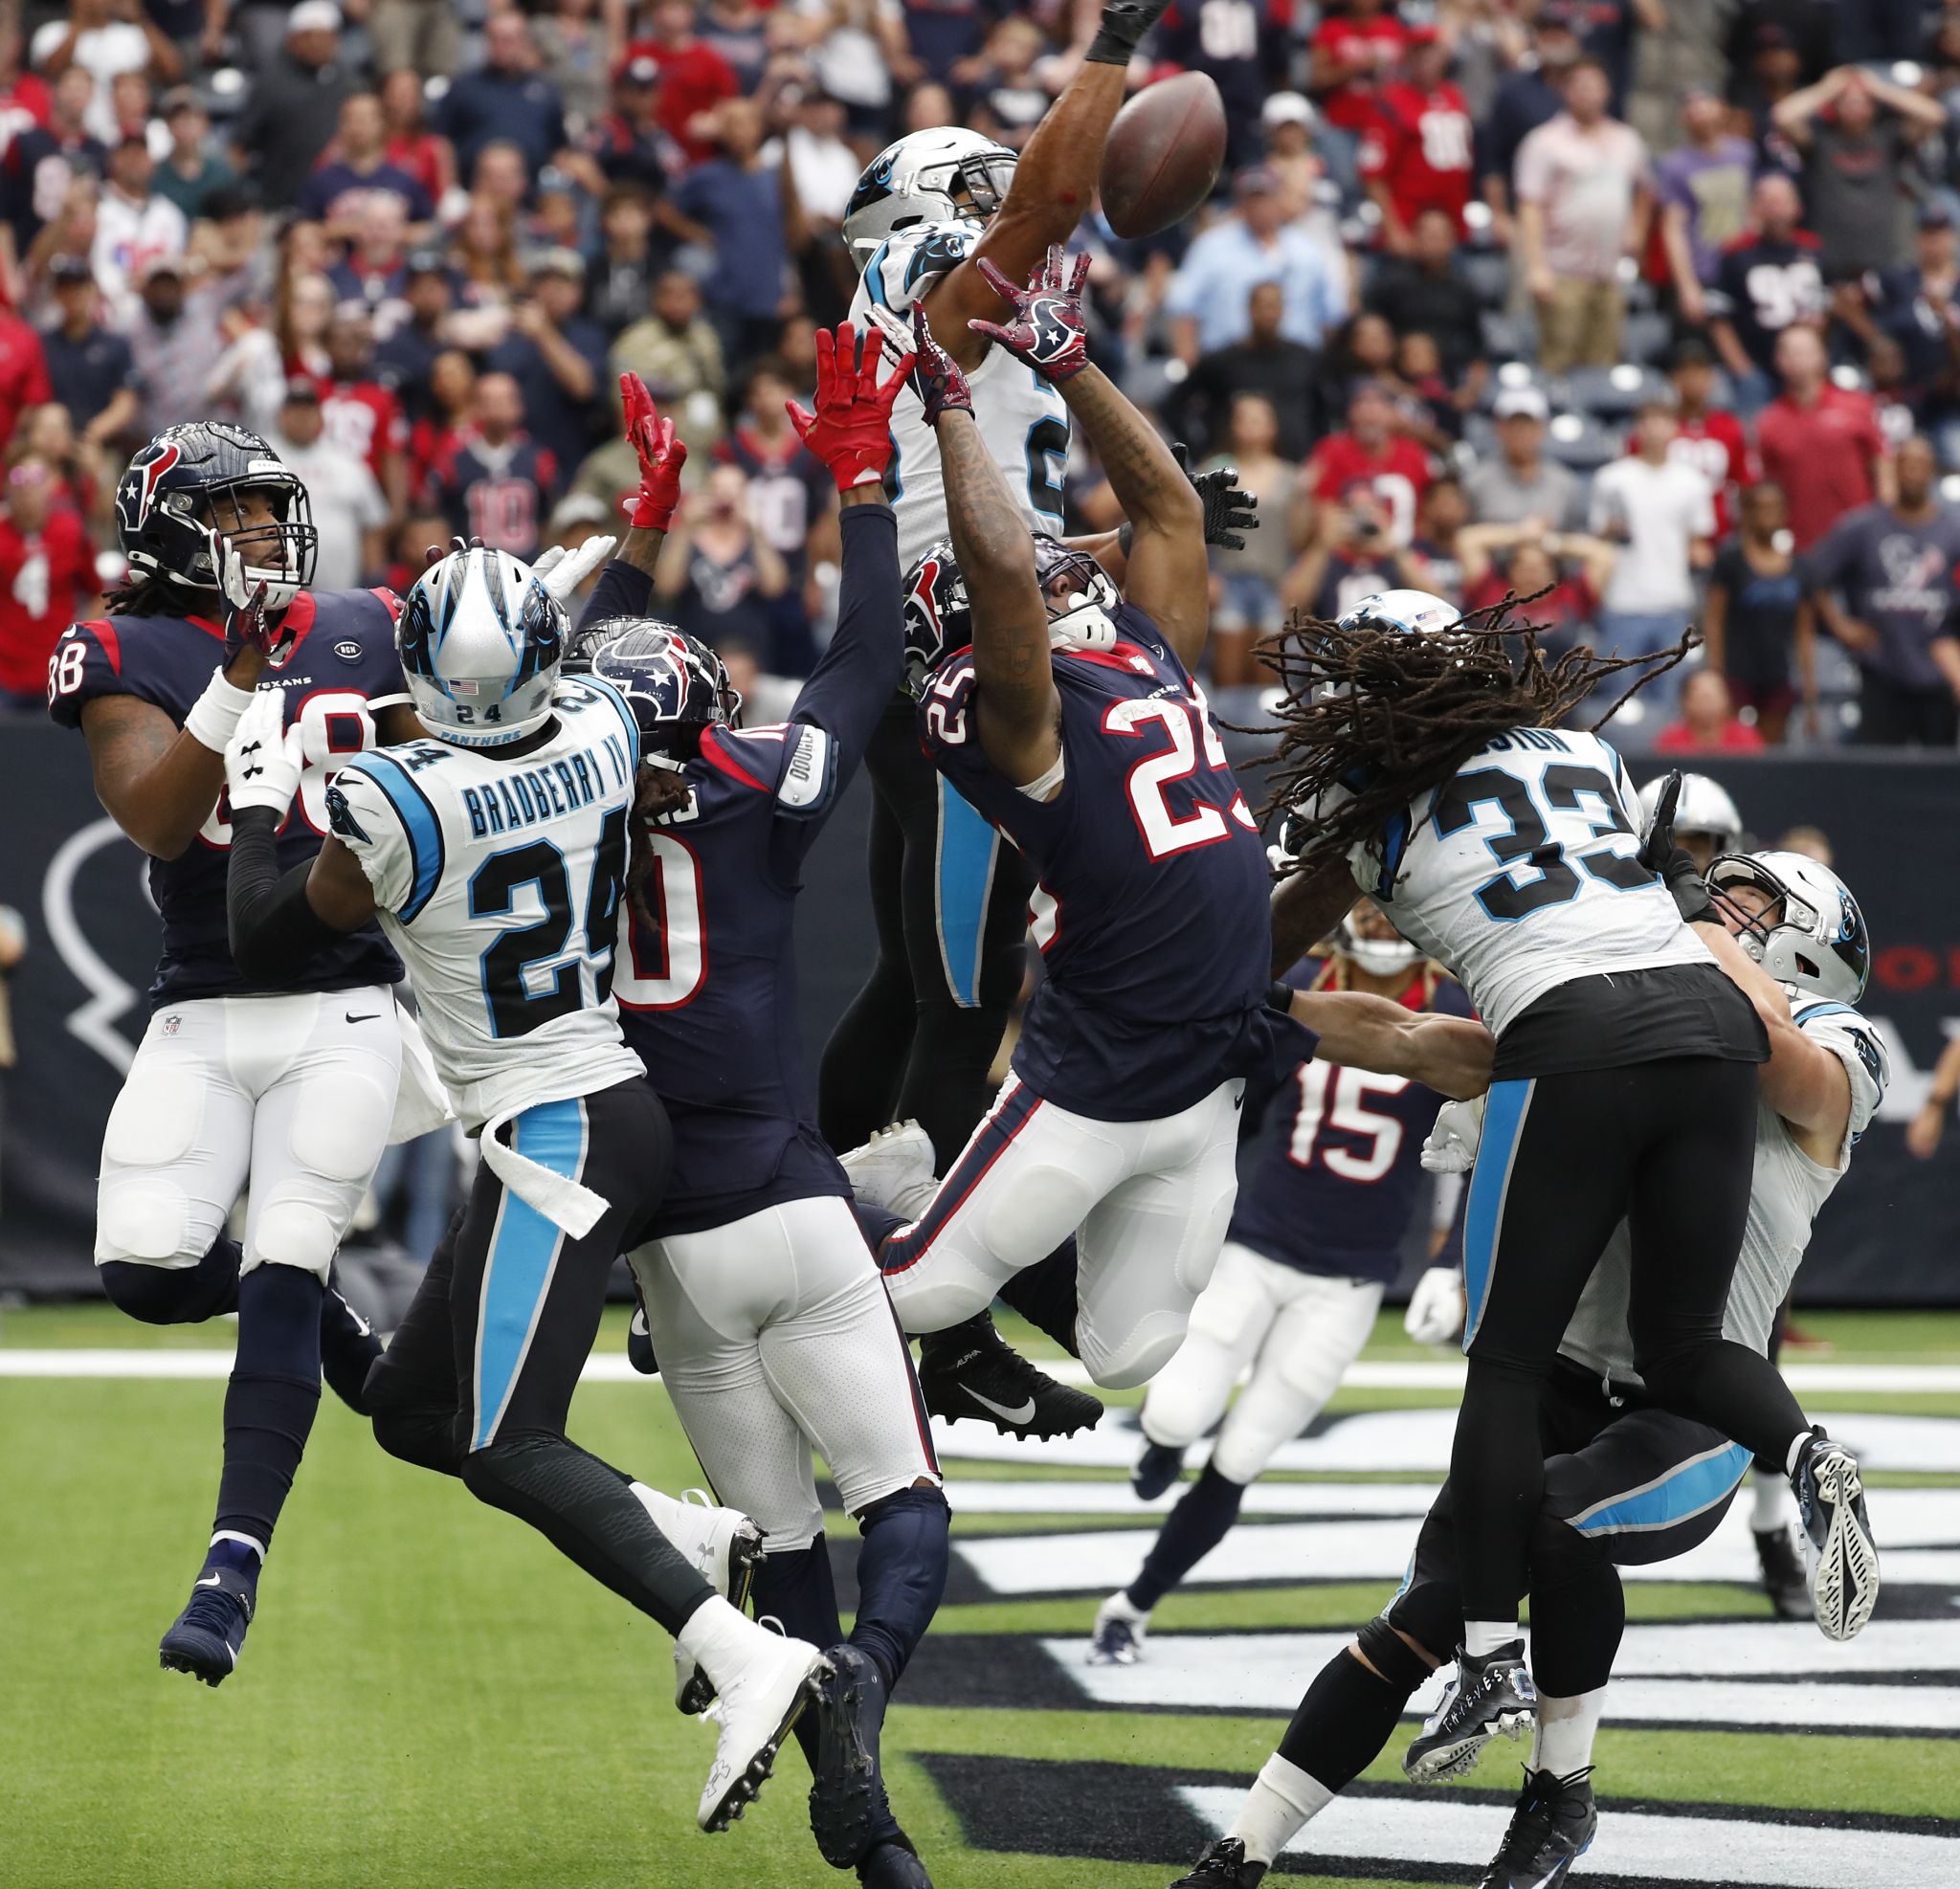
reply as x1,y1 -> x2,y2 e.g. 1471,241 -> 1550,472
1655,669 -> 1766,752
1310,0 -> 1409,137
1309,379 -> 1433,542
625,0 -> 739,167
1754,325 -> 1887,550
1667,342 -> 1754,537
0,309 -> 52,454
0,459 -> 94,708
1359,28 -> 1474,244
321,307 -> 409,512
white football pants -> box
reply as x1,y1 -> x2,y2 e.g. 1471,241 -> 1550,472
880,1075 -> 1245,1389
1141,1240 -> 1384,1485
630,1194 -> 943,1553
95,988 -> 401,1279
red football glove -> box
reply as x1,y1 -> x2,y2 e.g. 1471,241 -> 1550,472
620,371 -> 686,531
785,320 -> 915,492
969,244 -> 1092,383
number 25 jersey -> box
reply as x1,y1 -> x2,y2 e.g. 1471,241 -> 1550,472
326,678 -> 647,1132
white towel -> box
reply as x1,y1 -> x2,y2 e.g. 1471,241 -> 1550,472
479,1108 -> 611,1239
386,1001 -> 456,1145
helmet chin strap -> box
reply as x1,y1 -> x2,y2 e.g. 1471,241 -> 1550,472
1048,596 -> 1117,655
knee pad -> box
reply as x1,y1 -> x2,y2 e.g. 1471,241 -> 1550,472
980,1163 -> 1100,1259
288,1068 -> 394,1185
1210,1418 -> 1284,1489
1183,1252 -> 1269,1355
1355,1615 -> 1438,1692
95,1178 -> 197,1266
247,1200 -> 342,1279
1080,1316 -> 1186,1391
1528,1506 -> 1611,1589
101,1063 -> 205,1169
370,1400 -> 465,1477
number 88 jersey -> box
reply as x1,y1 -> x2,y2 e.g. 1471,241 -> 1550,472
1339,727 -> 1707,1039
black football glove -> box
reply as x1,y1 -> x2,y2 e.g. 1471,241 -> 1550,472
1174,441 -> 1258,550
1638,769 -> 1719,924
1086,0 -> 1172,64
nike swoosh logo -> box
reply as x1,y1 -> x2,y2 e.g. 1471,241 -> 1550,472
195,1574 -> 222,1589
963,1384 -> 1036,1425
345,1012 -> 379,1023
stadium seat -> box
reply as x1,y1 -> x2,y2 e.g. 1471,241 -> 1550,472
1480,311 -> 1537,363
1562,365 -> 1669,418
1545,412 -> 1621,471
1460,250 -> 1513,308
1621,312 -> 1672,365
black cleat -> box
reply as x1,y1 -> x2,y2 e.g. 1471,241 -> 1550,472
627,1293 -> 658,1376
810,1644 -> 893,1868
1478,1767 -> 1596,1889
1754,1523 -> 1812,1620
1132,1440 -> 1184,1500
1169,1836 -> 1268,1886
1794,1428 -> 1881,1640
1403,1640 -> 1536,1783
158,1565 -> 256,1685
916,1313 -> 1102,1439
858,1831 -> 934,1887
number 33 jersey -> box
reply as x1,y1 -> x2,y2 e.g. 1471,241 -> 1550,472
326,677 -> 647,1132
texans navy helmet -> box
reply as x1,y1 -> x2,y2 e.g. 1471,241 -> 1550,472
586,619 -> 742,761
115,422 -> 318,611
900,538 -> 971,696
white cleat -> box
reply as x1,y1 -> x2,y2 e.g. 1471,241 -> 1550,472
683,1606 -> 829,1833
1794,1433 -> 1881,1642
838,1120 -> 941,1222
1088,1590 -> 1148,1665
631,1484 -> 766,1712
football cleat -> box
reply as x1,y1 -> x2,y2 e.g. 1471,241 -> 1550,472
1132,1439 -> 1184,1501
639,1487 -> 765,1713
810,1644 -> 893,1868
1089,1589 -> 1148,1665
1753,1523 -> 1812,1620
1478,1767 -> 1596,1889
1169,1836 -> 1268,1885
158,1564 -> 256,1685
838,1120 -> 941,1223
1793,1429 -> 1880,1640
858,1831 -> 935,1887
916,1313 -> 1102,1439
696,1620 -> 828,1833
1403,1641 -> 1536,1783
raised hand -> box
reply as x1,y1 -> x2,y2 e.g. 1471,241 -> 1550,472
620,371 -> 687,532
1171,441 -> 1258,550
897,303 -> 974,429
216,534 -> 296,669
223,687 -> 304,819
785,319 -> 915,491
1636,768 -> 1682,875
968,244 -> 1091,384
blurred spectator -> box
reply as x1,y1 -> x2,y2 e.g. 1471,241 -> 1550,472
1260,92 -> 1342,213
0,457 -> 95,711
1657,84 -> 1757,327
370,0 -> 462,85
1464,384 -> 1582,529
1849,206 -> 1960,468
322,305 -> 409,515
451,195 -> 524,312
296,92 -> 436,233
1360,27 -> 1474,251
151,88 -> 234,223
655,461 -> 790,659
665,98 -> 791,366
1724,0 -> 1832,104
91,133 -> 186,322
1704,478 -> 1814,744
1774,822 -> 1833,863
584,56 -> 677,198
1708,174 -> 1824,408
716,354 -> 828,655
783,86 -> 863,235
1805,434 -> 1960,745
1667,339 -> 1755,539
4,69 -> 106,278
1158,0 -> 1291,172
408,346 -> 477,501
961,17 -> 1057,149
0,296 -> 52,454
1905,1034 -> 1960,1160
1365,206 -> 1485,385
434,12 -> 568,185
899,0 -> 992,83
1307,379 -> 1430,544
1165,167 -> 1348,366
124,253 -> 223,434
374,250 -> 454,423
0,19 -> 52,144
1404,471 -> 1470,600
326,195 -> 412,322
1309,0 -> 1407,150
1174,279 -> 1321,461
611,268 -> 726,453
30,0 -> 180,147
589,187 -> 666,337
532,0 -> 612,134
270,378 -> 387,590
1283,486 -> 1404,619
231,4 -> 356,211
1459,518 -> 1615,653
1756,323 -> 1889,550
627,0 -> 741,167
0,904 -> 24,1157
1478,4 -> 1582,244
380,69 -> 457,209
429,370 -> 558,558
1771,65 -> 1943,279
1571,0 -> 1663,117
484,248 -> 607,486
1202,392 -> 1303,685
1514,57 -> 1651,375
43,255 -> 139,450
1656,668 -> 1768,751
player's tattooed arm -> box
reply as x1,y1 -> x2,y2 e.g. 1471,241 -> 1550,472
1293,989 -> 1494,1101
79,693 -> 231,862
1270,858 -> 1360,980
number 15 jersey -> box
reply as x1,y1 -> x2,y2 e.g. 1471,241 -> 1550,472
326,678 -> 647,1131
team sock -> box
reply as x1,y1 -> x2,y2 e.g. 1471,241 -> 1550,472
1752,1467 -> 1797,1532
851,1200 -> 905,1264
1229,1754 -> 1334,1868
1464,1620 -> 1518,1658
1276,1644 -> 1420,1797
1126,1461 -> 1244,1611
750,1542 -> 846,1773
210,1264 -> 324,1560
849,1486 -> 950,1693
1530,1687 -> 1607,1777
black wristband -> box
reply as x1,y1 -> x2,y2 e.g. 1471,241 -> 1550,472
1663,846 -> 1719,927
227,807 -> 349,980
1266,980 -> 1295,1016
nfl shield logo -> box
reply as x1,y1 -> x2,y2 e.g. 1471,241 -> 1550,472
161,1015 -> 181,1037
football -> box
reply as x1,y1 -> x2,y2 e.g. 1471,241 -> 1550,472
1099,72 -> 1229,239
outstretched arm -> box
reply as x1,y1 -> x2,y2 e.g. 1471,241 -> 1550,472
1291,989 -> 1493,1100
1270,858 -> 1360,978
577,372 -> 686,630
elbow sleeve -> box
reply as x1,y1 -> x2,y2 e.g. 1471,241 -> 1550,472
227,811 -> 347,980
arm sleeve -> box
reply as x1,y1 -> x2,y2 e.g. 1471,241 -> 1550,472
226,806 -> 355,980
323,762 -> 417,914
576,557 -> 656,633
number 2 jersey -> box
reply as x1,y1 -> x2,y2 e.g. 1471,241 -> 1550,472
46,589 -> 404,1007
325,678 -> 646,1132
848,219 -> 1070,570
920,599 -> 1312,1120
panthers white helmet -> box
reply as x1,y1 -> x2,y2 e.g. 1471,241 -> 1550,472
1335,589 -> 1462,638
1333,912 -> 1422,977
397,544 -> 568,749
843,128 -> 1018,267
1707,850 -> 1871,1004
1638,771 -> 1742,856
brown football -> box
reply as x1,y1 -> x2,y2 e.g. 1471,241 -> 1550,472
1099,72 -> 1229,239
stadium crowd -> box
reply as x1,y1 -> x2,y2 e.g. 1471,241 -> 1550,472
1,0 -> 1959,746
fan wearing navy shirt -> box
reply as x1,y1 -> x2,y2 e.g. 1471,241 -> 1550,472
1089,905 -> 1474,1665
429,371 -> 559,560
569,338 -> 949,1889
45,422 -> 423,1687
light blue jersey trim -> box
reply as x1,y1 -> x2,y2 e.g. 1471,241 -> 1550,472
1567,1439 -> 1751,1538
344,750 -> 444,922
934,777 -> 998,1010
1463,1078 -> 1533,1351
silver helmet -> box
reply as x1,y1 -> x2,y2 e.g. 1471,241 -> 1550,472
397,544 -> 568,748
843,128 -> 1018,268
1707,850 -> 1871,1003
1638,771 -> 1743,857
1334,898 -> 1422,977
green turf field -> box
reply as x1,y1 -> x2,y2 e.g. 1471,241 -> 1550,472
4,1304 -> 1956,1887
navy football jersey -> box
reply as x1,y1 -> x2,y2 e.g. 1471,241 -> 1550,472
1230,960 -> 1475,1284
429,433 -> 559,559
919,599 -> 1303,1120
47,589 -> 405,1008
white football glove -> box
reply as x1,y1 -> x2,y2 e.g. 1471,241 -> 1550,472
531,534 -> 618,604
1404,1265 -> 1464,1346
224,687 -> 304,817
1421,1095 -> 1485,1174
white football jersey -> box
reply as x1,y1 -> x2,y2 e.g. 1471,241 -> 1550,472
1562,1001 -> 1889,1386
849,219 -> 1071,569
327,676 -> 647,1133
1336,727 -> 1708,1038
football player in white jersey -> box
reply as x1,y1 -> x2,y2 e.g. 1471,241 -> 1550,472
220,523 -> 831,1839
1171,843 -> 1886,1889
1260,594 -> 1875,1767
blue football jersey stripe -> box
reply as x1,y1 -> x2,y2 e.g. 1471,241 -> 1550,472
346,750 -> 446,922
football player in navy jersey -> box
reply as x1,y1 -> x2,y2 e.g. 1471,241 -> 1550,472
1089,903 -> 1474,1665
564,328 -> 948,1889
841,259 -> 1491,1399
44,421 -> 427,1684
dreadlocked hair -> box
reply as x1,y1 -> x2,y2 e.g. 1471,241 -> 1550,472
106,573 -> 195,617
626,752 -> 701,941
1258,590 -> 1693,885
